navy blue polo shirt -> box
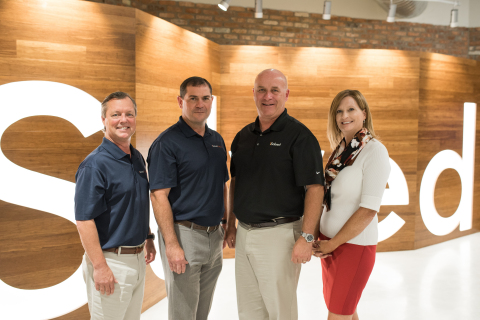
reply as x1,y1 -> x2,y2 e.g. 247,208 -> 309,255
147,116 -> 229,226
75,138 -> 149,249
231,109 -> 324,224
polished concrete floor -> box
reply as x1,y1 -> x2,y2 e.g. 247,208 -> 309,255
142,233 -> 480,320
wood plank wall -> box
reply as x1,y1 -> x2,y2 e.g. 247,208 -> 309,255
0,0 -> 137,319
219,46 -> 421,252
135,10 -> 221,158
0,0 -> 479,318
415,53 -> 480,249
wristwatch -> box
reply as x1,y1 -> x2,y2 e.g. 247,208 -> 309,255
301,231 -> 314,243
146,233 -> 155,241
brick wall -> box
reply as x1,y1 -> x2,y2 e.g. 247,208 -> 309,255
469,27 -> 480,61
89,0 -> 478,60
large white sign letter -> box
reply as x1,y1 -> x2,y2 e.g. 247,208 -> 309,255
0,81 -> 102,320
419,103 -> 476,236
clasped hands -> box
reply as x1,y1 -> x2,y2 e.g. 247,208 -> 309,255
312,239 -> 334,258
292,237 -> 332,264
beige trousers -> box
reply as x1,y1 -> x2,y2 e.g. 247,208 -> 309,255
82,251 -> 146,320
235,219 -> 302,320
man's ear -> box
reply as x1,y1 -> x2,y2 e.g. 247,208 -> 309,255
177,96 -> 183,109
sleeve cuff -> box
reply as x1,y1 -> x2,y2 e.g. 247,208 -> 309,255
360,195 -> 382,212
150,183 -> 177,191
296,175 -> 324,187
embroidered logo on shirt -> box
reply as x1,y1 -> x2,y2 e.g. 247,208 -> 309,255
316,172 -> 321,174
270,142 -> 281,146
139,171 -> 145,173
212,145 -> 222,148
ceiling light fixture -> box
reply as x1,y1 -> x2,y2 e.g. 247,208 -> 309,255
255,0 -> 263,18
450,7 -> 459,27
218,0 -> 231,11
323,1 -> 331,20
387,0 -> 397,23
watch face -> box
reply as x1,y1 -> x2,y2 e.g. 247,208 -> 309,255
306,234 -> 314,242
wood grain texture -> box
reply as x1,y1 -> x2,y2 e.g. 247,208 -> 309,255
0,1 -> 138,319
134,9 -> 221,158
414,52 -> 480,249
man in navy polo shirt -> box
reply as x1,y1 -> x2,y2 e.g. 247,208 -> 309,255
75,92 -> 156,320
148,77 -> 229,320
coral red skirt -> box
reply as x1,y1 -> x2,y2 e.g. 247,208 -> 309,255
320,233 -> 376,315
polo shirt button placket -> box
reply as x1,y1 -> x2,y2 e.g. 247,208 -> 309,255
131,162 -> 137,199
131,163 -> 137,184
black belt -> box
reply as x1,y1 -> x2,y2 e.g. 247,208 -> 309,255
242,217 -> 301,228
175,220 -> 220,233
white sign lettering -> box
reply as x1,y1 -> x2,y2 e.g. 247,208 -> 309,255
420,103 -> 476,236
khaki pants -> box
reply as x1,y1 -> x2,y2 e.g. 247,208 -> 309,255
82,251 -> 146,320
159,224 -> 224,320
235,219 -> 302,320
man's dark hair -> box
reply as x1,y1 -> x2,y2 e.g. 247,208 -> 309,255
101,91 -> 137,118
179,77 -> 212,98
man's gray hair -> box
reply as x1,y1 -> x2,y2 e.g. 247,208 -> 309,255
101,92 -> 137,118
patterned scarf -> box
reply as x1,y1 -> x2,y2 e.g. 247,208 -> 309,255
323,128 -> 373,212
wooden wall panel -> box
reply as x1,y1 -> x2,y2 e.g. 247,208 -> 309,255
135,10 -> 221,158
415,53 -> 480,249
219,46 -> 421,251
0,1 -> 136,319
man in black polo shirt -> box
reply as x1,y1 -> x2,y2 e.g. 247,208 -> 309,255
75,92 -> 156,320
148,77 -> 229,320
225,69 -> 325,320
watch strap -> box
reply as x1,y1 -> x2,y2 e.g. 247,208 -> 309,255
301,231 -> 314,243
146,233 -> 155,240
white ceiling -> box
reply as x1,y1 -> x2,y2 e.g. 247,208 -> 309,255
192,0 -> 480,28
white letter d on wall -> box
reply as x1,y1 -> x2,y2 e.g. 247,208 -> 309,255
420,103 -> 477,236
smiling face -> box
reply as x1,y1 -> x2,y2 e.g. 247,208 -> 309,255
178,84 -> 212,128
102,97 -> 136,144
253,70 -> 289,123
335,96 -> 366,141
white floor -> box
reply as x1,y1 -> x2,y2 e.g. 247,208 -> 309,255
141,233 -> 480,320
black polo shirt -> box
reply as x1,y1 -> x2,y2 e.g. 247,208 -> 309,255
230,109 -> 324,224
147,116 -> 229,226
75,138 -> 150,249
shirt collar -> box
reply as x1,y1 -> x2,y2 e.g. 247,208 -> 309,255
101,137 -> 134,160
178,116 -> 212,137
253,108 -> 289,134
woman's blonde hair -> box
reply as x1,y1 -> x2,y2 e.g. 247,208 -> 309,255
327,89 -> 378,150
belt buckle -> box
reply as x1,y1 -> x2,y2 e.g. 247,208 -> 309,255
206,226 -> 212,233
